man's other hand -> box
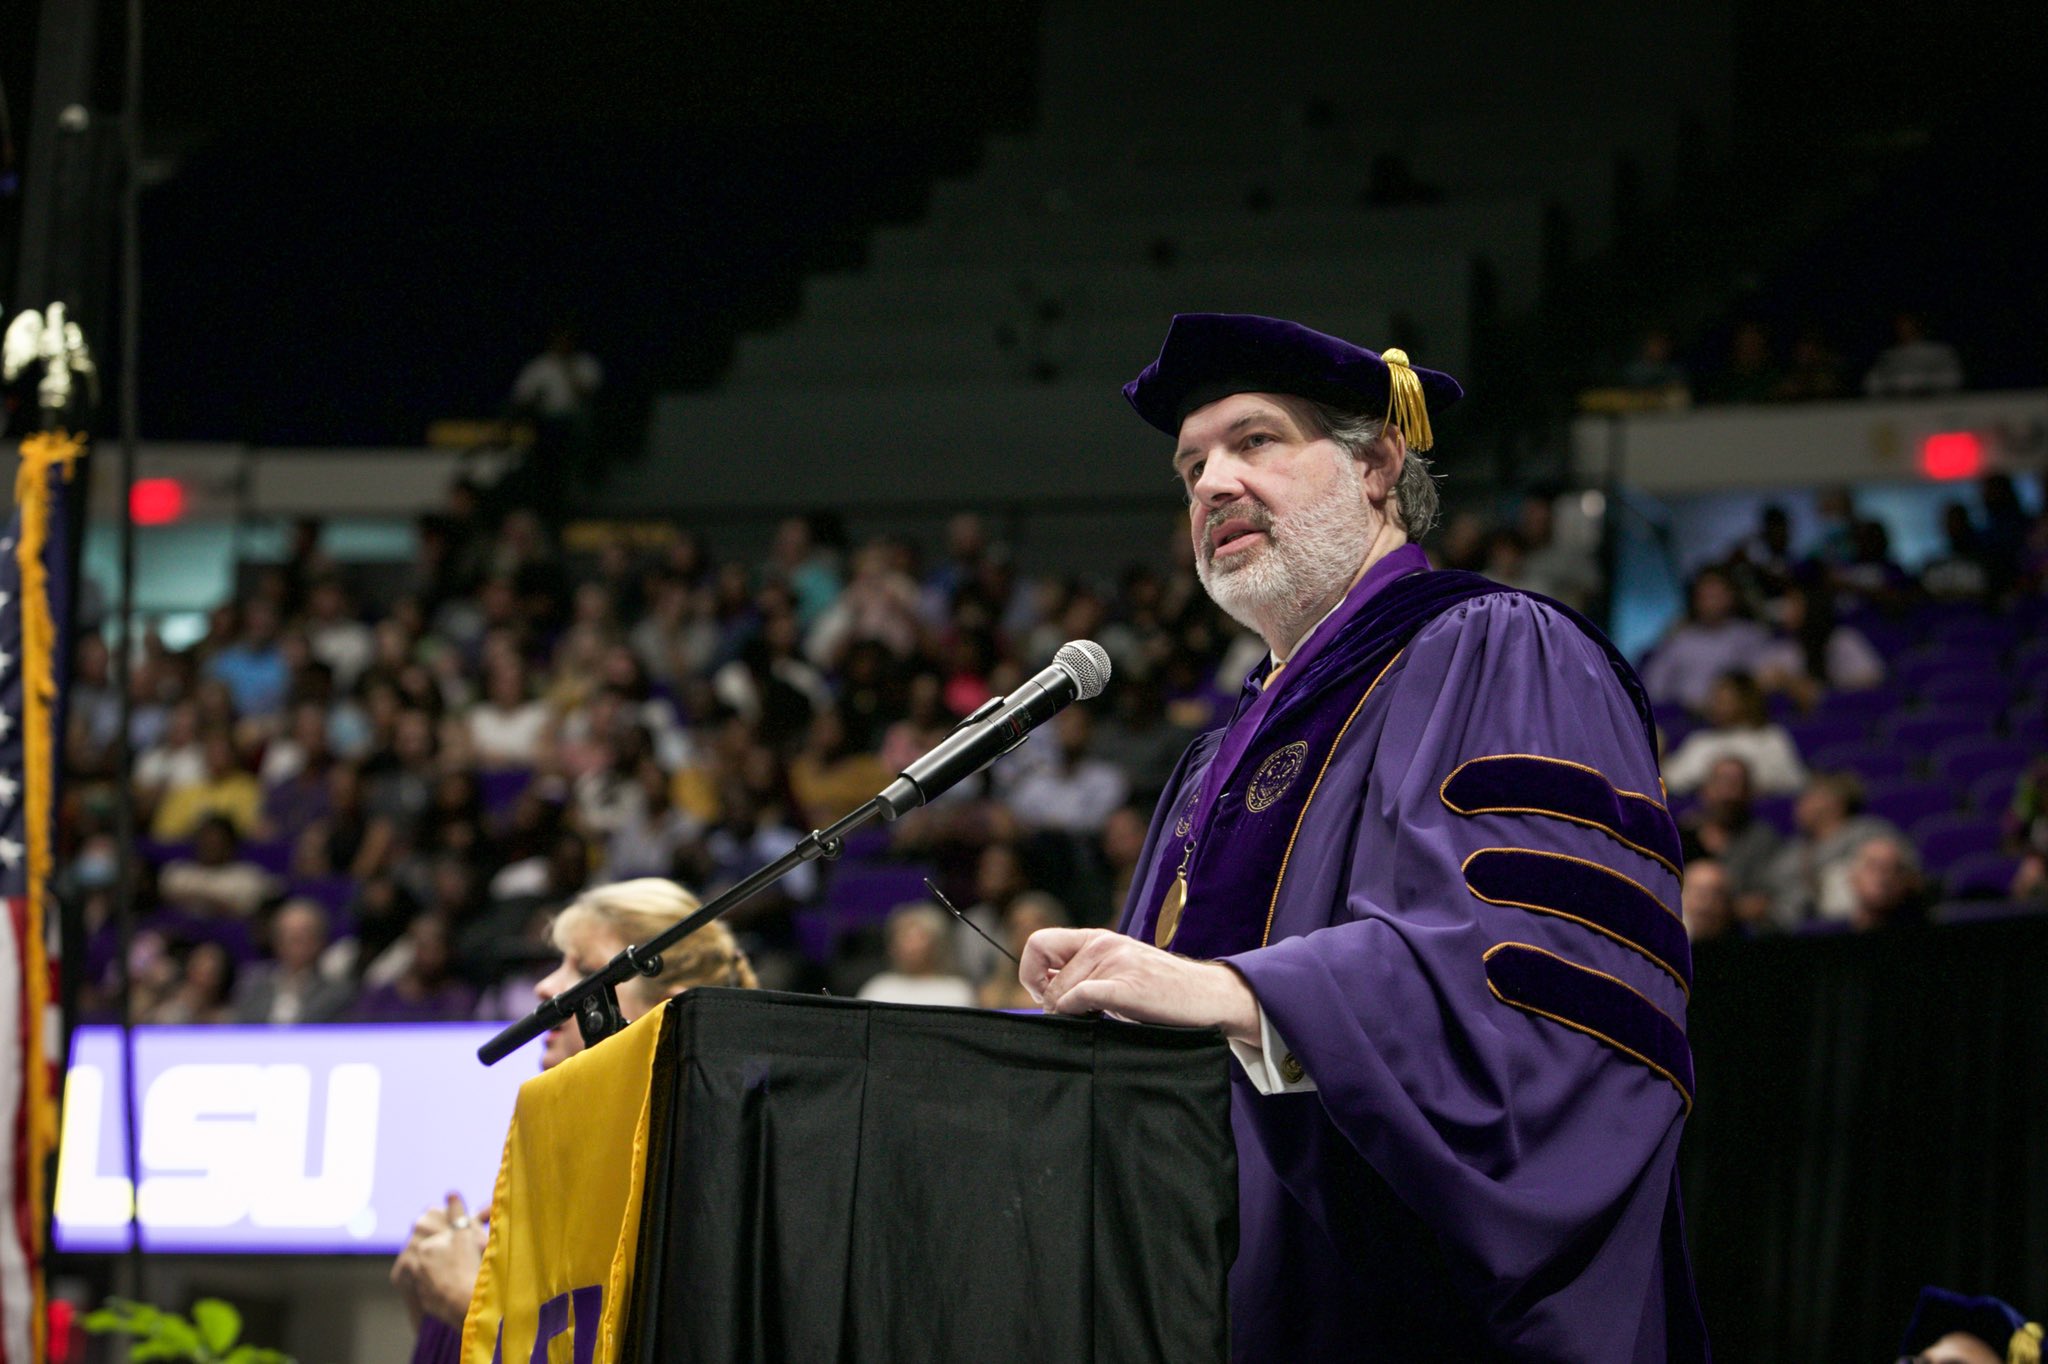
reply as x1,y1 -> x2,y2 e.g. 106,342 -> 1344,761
1019,927 -> 1260,1044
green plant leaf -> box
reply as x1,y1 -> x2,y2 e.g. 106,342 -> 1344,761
128,1342 -> 192,1362
193,1299 -> 242,1353
150,1317 -> 204,1354
82,1298 -> 164,1335
81,1293 -> 289,1362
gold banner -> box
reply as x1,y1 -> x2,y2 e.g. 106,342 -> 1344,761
461,1001 -> 669,1363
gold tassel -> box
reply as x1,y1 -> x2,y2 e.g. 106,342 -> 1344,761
1381,347 -> 1435,452
2011,1321 -> 2043,1364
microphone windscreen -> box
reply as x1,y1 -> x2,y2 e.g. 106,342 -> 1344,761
1055,640 -> 1113,700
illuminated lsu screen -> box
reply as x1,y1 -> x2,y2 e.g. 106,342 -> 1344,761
56,1024 -> 531,1255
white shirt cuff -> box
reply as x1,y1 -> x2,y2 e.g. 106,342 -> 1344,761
1227,1004 -> 1317,1094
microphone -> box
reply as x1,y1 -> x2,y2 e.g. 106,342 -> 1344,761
878,639 -> 1110,818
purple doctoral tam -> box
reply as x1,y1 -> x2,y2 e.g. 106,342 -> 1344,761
1122,312 -> 1464,442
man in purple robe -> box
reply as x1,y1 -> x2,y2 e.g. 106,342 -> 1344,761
1022,314 -> 1709,1361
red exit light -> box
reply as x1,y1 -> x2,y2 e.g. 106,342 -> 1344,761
129,477 -> 186,525
1920,431 -> 1984,481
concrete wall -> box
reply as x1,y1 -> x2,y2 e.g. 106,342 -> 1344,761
1572,391 -> 2048,493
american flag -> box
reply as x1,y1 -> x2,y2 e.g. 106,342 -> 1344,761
1,431 -> 84,1364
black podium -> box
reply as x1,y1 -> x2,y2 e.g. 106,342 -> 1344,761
617,989 -> 1237,1363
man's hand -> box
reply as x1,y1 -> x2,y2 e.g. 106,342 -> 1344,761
391,1193 -> 486,1329
1019,928 -> 1261,1045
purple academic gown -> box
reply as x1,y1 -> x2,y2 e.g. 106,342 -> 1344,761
1123,546 -> 1709,1362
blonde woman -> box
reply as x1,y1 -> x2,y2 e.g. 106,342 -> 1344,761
531,878 -> 758,1069
393,879 -> 755,1361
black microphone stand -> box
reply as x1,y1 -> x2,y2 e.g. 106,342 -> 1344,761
477,684 -> 1033,1066
477,794 -> 891,1065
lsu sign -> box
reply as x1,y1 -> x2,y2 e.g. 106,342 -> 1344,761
56,1024 -> 529,1254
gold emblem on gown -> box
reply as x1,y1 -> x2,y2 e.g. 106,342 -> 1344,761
1246,741 -> 1310,813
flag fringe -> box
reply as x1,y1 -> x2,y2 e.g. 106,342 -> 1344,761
15,429 -> 84,1363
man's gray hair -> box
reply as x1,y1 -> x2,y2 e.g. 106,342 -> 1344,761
1306,401 -> 1442,541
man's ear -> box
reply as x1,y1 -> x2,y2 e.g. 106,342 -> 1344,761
1361,425 -> 1407,511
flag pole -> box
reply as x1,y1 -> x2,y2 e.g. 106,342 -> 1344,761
108,0 -> 147,1304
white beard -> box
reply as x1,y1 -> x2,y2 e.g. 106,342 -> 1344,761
1195,456 -> 1376,648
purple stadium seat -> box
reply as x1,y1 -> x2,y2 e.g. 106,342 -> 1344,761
1967,767 -> 2025,815
143,840 -> 196,867
1942,851 -> 2022,900
1861,779 -> 1956,830
1877,710 -> 1989,751
1652,703 -> 1696,751
1917,674 -> 2017,713
1752,793 -> 1798,837
147,909 -> 259,962
2009,700 -> 2048,743
1888,653 -> 1954,695
1930,618 -> 2020,654
1929,738 -> 2033,789
479,767 -> 535,816
793,909 -> 840,964
283,874 -> 356,915
794,862 -> 939,963
837,825 -> 894,861
1785,716 -> 1867,755
1812,687 -> 1902,725
824,862 -> 939,921
1808,742 -> 1912,783
1932,899 -> 2047,926
1851,618 -> 1908,656
242,837 -> 295,876
1907,813 -> 2004,875
2010,638 -> 2048,676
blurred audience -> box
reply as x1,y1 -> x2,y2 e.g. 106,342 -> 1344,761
976,893 -> 1068,1009
1680,860 -> 1739,943
1642,569 -> 1772,713
1500,495 -> 1601,611
151,732 -> 262,840
1703,321 -> 1779,405
1724,504 -> 1799,610
1619,327 -> 1690,396
1662,672 -> 1807,797
1863,312 -> 1963,397
58,464 -> 2048,1030
1752,584 -> 1884,705
512,326 -> 603,426
146,942 -> 239,1025
234,900 -> 353,1024
1677,757 -> 1782,912
857,903 -> 976,1008
158,817 -> 275,919
1003,707 -> 1129,836
1771,326 -> 1846,402
1842,833 -> 1930,931
1759,774 -> 1902,929
353,915 -> 478,1022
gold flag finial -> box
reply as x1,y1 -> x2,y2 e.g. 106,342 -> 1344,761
1380,348 -> 1435,452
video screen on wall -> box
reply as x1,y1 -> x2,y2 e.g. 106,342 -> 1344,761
56,1024 -> 529,1255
